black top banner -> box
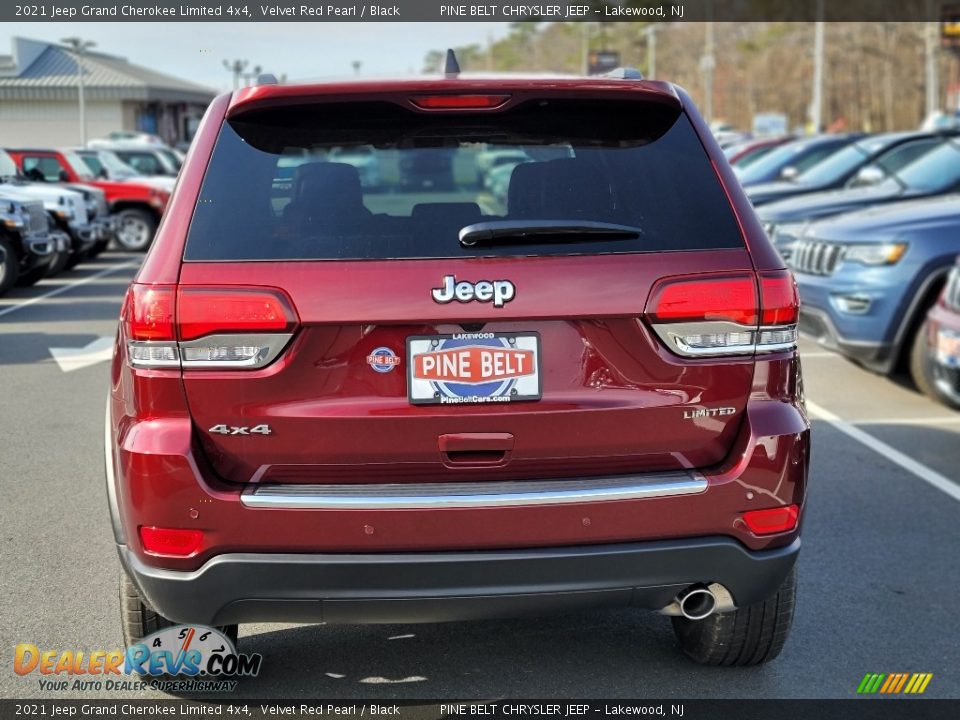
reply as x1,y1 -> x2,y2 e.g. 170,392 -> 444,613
3,0 -> 959,23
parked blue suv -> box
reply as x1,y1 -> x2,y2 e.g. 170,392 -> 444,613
788,194 -> 960,390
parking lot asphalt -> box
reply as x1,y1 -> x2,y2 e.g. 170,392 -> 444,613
1,251 -> 958,700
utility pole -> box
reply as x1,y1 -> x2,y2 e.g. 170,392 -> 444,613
645,25 -> 658,80
810,0 -> 825,132
925,2 -> 940,118
61,37 -> 96,146
581,22 -> 591,75
700,20 -> 715,123
222,59 -> 248,90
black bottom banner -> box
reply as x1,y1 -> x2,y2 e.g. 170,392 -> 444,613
2,700 -> 959,720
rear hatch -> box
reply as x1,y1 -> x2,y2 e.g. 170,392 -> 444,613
175,90 -> 764,484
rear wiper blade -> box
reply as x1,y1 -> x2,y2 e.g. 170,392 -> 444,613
459,220 -> 642,247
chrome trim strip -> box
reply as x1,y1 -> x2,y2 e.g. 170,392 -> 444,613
179,333 -> 293,369
652,322 -> 797,357
126,340 -> 180,368
241,473 -> 708,510
652,320 -> 758,357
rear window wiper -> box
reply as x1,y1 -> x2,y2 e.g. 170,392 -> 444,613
459,220 -> 642,247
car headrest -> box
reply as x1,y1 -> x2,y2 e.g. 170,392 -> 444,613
507,162 -> 552,218
536,159 -> 614,219
292,162 -> 364,211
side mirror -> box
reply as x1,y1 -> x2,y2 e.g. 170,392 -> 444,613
779,165 -> 798,180
850,164 -> 885,187
98,168 -> 109,179
58,170 -> 70,182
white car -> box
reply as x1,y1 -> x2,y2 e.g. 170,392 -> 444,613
87,131 -> 166,149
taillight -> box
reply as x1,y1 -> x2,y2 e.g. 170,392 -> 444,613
139,526 -> 204,557
741,504 -> 800,535
122,284 -> 299,370
178,288 -> 296,341
757,270 -> 799,352
125,285 -> 175,340
409,94 -> 510,110
122,284 -> 180,367
646,271 -> 798,357
648,275 -> 757,326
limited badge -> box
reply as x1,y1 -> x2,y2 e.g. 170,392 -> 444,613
366,347 -> 401,373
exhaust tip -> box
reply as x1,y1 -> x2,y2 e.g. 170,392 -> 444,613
678,585 -> 717,621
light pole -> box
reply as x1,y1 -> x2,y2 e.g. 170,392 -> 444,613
241,65 -> 263,87
645,25 -> 658,80
222,59 -> 248,90
61,37 -> 96,146
810,0 -> 825,132
700,21 -> 715,123
925,4 -> 939,118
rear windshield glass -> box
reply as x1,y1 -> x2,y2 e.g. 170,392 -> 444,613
184,99 -> 744,261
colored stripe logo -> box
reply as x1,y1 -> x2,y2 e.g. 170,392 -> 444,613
857,673 -> 933,694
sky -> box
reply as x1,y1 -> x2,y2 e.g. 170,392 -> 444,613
0,22 -> 513,91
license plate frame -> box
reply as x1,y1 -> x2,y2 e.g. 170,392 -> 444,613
407,332 -> 542,406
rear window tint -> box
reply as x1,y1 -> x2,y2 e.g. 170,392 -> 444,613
184,99 -> 744,261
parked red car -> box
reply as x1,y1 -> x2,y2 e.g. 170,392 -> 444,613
724,135 -> 794,167
7,148 -> 169,252
108,67 -> 809,666
923,259 -> 960,409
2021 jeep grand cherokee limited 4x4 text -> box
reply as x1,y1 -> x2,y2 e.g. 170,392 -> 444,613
107,70 -> 809,666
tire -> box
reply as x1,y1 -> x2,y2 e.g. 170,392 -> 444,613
120,571 -> 238,648
115,209 -> 157,252
908,320 -> 939,399
47,249 -> 70,277
88,239 -> 109,258
911,319 -> 960,409
0,237 -> 20,296
16,262 -> 48,287
671,567 -> 796,666
65,249 -> 88,270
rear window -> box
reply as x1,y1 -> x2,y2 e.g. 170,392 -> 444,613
184,98 -> 744,261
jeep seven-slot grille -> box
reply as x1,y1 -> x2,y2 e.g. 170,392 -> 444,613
788,240 -> 843,276
945,267 -> 960,311
25,201 -> 46,234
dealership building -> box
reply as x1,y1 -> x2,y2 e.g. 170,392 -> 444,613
0,37 -> 215,147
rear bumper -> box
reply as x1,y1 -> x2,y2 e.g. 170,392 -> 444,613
119,536 -> 800,626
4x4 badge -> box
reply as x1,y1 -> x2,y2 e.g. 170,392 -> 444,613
431,275 -> 515,308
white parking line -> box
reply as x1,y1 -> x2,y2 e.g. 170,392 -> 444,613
808,401 -> 960,503
852,417 -> 960,427
0,260 -> 138,319
799,351 -> 841,359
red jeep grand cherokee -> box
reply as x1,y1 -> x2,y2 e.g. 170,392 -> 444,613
107,68 -> 809,666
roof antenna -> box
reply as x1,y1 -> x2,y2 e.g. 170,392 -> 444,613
443,49 -> 461,79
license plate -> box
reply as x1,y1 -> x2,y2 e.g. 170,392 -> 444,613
936,329 -> 960,368
407,332 -> 541,405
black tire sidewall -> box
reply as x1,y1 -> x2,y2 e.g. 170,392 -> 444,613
0,237 -> 20,295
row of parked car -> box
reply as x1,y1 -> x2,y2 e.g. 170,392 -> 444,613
0,135 -> 181,296
723,129 -> 960,409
